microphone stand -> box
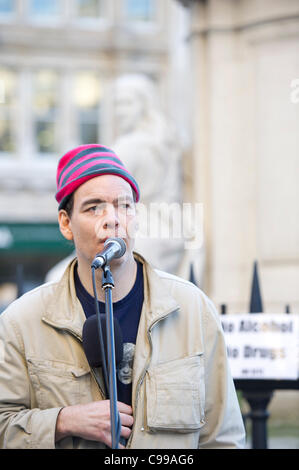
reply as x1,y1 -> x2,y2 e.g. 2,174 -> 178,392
101,264 -> 121,450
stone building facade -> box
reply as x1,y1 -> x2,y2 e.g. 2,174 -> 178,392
0,0 -> 190,291
177,0 -> 299,315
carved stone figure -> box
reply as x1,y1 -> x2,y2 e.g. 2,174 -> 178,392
112,74 -> 204,280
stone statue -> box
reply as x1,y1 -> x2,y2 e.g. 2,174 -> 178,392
112,74 -> 182,205
112,74 -> 204,281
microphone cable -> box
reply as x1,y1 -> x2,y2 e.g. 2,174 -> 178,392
91,265 -> 122,448
91,266 -> 109,398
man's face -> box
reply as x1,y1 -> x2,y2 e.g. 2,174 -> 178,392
59,174 -> 137,269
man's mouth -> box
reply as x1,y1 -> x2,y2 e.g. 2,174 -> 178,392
99,235 -> 126,244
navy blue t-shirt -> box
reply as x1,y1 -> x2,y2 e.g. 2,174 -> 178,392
75,261 -> 144,406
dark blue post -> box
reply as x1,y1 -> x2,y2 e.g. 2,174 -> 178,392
243,260 -> 273,449
249,260 -> 263,313
189,263 -> 197,286
220,304 -> 227,315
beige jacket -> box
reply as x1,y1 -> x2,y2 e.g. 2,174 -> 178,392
0,254 -> 245,449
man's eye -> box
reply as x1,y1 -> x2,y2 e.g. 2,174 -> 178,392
87,205 -> 105,213
119,202 -> 135,213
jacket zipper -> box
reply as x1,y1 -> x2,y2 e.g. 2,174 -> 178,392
126,308 -> 176,448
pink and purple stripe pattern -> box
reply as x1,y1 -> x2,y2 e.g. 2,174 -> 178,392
55,144 -> 140,209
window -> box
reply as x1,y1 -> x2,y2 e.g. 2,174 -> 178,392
0,0 -> 15,15
125,0 -> 155,22
0,67 -> 104,159
33,70 -> 59,154
0,67 -> 17,153
76,0 -> 103,19
73,71 -> 102,145
29,0 -> 60,18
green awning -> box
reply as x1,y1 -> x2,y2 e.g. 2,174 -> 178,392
0,222 -> 74,255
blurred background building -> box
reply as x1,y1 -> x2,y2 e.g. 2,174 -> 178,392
178,0 -> 299,446
179,0 -> 299,319
0,0 -> 191,301
0,0 -> 298,447
0,0 -> 299,310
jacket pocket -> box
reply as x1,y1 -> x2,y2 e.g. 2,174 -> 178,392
145,354 -> 205,433
27,357 -> 92,409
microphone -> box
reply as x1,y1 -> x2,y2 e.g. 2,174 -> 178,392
83,314 -> 127,448
82,314 -> 124,368
91,237 -> 126,269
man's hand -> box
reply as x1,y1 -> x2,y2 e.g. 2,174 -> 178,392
55,400 -> 133,448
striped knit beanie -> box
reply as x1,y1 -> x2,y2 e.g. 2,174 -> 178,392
55,144 -> 140,210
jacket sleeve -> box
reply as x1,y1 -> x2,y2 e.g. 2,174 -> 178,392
0,311 -> 62,449
198,296 -> 246,449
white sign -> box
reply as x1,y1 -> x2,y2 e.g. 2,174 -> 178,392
221,314 -> 299,380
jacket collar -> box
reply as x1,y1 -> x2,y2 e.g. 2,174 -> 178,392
42,253 -> 180,338
43,259 -> 86,338
134,252 -> 180,326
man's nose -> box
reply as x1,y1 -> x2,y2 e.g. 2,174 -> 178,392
102,205 -> 120,230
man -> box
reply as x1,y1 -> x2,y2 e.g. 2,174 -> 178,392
0,144 -> 245,449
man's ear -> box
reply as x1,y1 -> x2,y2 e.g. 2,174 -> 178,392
58,210 -> 74,241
